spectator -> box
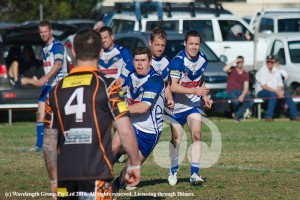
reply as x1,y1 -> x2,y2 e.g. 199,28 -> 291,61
223,56 -> 254,122
6,46 -> 43,87
43,29 -> 140,199
135,0 -> 163,30
255,55 -> 300,121
5,46 -> 22,86
274,56 -> 289,82
227,24 -> 251,41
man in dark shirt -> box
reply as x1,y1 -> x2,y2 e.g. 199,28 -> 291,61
43,29 -> 140,199
223,56 -> 253,121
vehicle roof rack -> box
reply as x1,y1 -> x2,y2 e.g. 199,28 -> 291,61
114,1 -> 231,18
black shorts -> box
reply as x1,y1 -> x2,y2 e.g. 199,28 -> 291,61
57,180 -> 112,200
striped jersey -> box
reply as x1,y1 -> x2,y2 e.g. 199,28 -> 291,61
151,55 -> 170,81
98,44 -> 134,80
42,38 -> 67,86
168,50 -> 207,114
44,66 -> 129,181
125,67 -> 165,134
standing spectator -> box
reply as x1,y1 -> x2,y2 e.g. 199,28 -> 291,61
255,55 -> 300,121
167,31 -> 211,186
98,26 -> 134,85
223,56 -> 254,122
43,29 -> 140,199
112,47 -> 165,191
135,0 -> 163,30
148,27 -> 174,110
32,20 -> 68,152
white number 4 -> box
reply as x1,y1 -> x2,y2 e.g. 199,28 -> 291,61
64,87 -> 86,122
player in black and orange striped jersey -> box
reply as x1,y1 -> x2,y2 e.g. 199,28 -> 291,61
43,29 -> 140,200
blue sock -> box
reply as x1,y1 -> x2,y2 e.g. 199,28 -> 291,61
36,122 -> 44,148
170,165 -> 179,174
191,162 -> 200,176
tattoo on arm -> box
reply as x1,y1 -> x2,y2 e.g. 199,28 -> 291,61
43,128 -> 58,180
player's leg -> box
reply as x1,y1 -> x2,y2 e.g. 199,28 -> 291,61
186,112 -> 205,185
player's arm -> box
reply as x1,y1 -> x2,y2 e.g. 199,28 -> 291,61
129,102 -> 150,114
201,80 -> 212,109
170,77 -> 209,97
164,80 -> 174,110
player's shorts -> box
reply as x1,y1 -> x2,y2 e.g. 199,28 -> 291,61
167,107 -> 201,126
57,180 -> 112,200
38,85 -> 52,102
134,127 -> 161,158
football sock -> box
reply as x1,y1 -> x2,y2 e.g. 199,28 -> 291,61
191,162 -> 200,176
36,122 -> 44,148
169,142 -> 180,174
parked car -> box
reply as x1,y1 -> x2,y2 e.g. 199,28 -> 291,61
107,2 -> 255,70
264,33 -> 300,90
0,21 -> 77,104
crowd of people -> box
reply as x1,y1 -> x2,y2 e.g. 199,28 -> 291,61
12,17 -> 297,199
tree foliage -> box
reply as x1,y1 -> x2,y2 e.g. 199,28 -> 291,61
0,0 -> 103,22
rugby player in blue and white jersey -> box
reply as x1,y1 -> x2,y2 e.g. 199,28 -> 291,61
167,30 -> 212,186
148,27 -> 174,111
112,47 -> 165,190
98,26 -> 133,84
33,20 -> 67,152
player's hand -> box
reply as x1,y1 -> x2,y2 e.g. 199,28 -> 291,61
193,86 -> 210,97
202,95 -> 212,110
124,165 -> 141,187
166,98 -> 175,112
51,182 -> 57,200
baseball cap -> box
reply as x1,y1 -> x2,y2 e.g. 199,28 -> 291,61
266,55 -> 275,62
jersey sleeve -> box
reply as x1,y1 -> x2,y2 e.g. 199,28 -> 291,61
141,75 -> 164,105
169,57 -> 184,80
107,80 -> 130,120
119,47 -> 134,80
52,42 -> 65,63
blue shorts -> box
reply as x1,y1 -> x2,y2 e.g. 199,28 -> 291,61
134,127 -> 161,158
38,85 -> 52,102
167,107 -> 201,126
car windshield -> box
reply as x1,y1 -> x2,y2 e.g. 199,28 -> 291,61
165,39 -> 220,62
288,40 -> 300,63
278,18 -> 300,32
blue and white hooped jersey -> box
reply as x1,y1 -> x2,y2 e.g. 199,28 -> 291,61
168,50 -> 207,114
98,45 -> 134,80
152,55 -> 170,82
125,67 -> 165,134
42,38 -> 67,87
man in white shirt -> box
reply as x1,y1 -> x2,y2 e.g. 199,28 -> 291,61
255,55 -> 300,121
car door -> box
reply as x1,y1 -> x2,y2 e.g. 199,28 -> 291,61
215,19 -> 254,70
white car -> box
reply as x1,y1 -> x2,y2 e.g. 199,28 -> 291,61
107,2 -> 255,70
264,33 -> 300,89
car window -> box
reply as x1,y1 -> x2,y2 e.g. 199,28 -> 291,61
146,21 -> 179,32
271,40 -> 285,65
259,18 -> 274,33
183,20 -> 214,41
115,37 -> 146,52
218,20 -> 252,41
278,18 -> 300,32
288,40 -> 300,63
110,19 -> 135,33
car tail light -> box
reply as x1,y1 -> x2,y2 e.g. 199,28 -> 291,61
3,92 -> 16,99
0,64 -> 8,78
65,41 -> 72,49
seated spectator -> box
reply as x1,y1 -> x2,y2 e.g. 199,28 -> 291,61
135,0 -> 163,30
223,56 -> 254,122
6,46 -> 43,87
6,46 -> 22,86
227,24 -> 251,41
255,55 -> 300,121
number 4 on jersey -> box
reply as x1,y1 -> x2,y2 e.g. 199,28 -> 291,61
64,87 -> 86,122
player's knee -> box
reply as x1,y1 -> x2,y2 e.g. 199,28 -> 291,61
191,131 -> 201,141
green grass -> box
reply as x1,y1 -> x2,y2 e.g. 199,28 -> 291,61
0,117 -> 300,199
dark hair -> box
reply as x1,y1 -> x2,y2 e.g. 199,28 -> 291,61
150,27 -> 167,42
132,47 -> 152,61
73,29 -> 102,61
99,26 -> 113,35
184,30 -> 201,42
236,55 -> 244,60
38,20 -> 52,29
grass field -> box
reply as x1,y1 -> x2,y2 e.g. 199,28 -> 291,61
0,115 -> 299,200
